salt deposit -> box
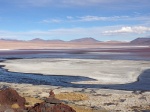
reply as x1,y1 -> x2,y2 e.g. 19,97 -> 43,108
1,58 -> 150,84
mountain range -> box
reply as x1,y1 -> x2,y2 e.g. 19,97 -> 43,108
130,37 -> 150,45
0,37 -> 150,45
69,37 -> 100,43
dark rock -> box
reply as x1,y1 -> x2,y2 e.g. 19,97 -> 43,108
139,96 -> 147,100
0,85 -> 10,90
45,97 -> 62,104
104,102 -> 117,106
142,110 -> 150,112
26,90 -> 76,112
0,88 -> 26,108
49,90 -> 55,97
120,99 -> 126,102
26,103 -> 76,112
132,90 -> 143,95
0,88 -> 76,112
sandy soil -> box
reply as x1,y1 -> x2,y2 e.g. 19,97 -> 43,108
0,41 -> 129,49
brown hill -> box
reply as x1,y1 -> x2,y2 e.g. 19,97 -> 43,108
47,39 -> 65,43
0,37 -> 130,49
29,38 -> 46,42
130,37 -> 150,45
69,37 -> 100,43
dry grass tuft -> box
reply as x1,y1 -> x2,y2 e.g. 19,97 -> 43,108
25,97 -> 43,107
11,103 -> 20,109
55,92 -> 88,101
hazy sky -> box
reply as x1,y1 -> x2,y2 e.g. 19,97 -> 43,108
0,0 -> 150,41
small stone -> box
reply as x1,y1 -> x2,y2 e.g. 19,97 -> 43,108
120,99 -> 126,102
0,85 -> 9,90
49,90 -> 55,97
4,109 -> 14,112
45,97 -> 62,104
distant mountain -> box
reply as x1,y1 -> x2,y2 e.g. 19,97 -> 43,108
130,37 -> 150,45
69,37 -> 100,43
0,37 -> 100,43
0,38 -> 23,42
47,39 -> 64,43
29,38 -> 46,42
29,38 -> 65,43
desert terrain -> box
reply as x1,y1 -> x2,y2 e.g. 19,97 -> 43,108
0,38 -> 150,112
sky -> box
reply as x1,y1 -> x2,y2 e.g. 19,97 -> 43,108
0,0 -> 150,41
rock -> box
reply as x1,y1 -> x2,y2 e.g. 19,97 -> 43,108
45,97 -> 62,104
26,103 -> 76,112
4,109 -> 15,112
26,90 -> 76,112
49,90 -> 55,97
0,85 -> 9,90
0,88 -> 76,112
0,88 -> 26,108
104,102 -> 117,106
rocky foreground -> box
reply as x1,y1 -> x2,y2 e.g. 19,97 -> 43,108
0,88 -> 76,112
0,83 -> 150,112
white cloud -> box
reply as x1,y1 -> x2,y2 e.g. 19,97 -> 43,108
77,15 -> 150,22
78,15 -> 129,22
66,16 -> 73,19
41,19 -> 62,23
0,30 -> 19,39
26,27 -> 102,37
0,26 -> 150,41
40,15 -> 150,24
103,26 -> 150,35
78,16 -> 106,21
0,27 -> 104,40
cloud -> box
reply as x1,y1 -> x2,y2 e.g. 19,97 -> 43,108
41,19 -> 62,23
77,15 -> 129,22
40,15 -> 150,24
78,16 -> 106,21
77,15 -> 150,22
103,26 -> 150,35
0,27 -> 104,40
66,16 -> 73,19
0,30 -> 19,39
0,26 -> 150,41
